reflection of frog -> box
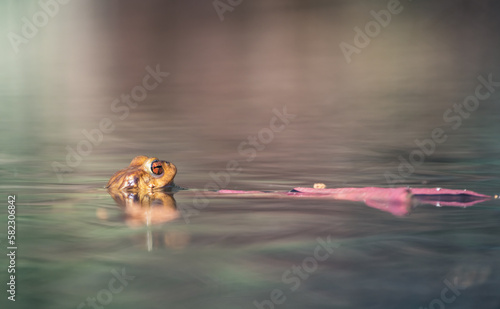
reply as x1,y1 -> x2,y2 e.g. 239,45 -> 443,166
106,156 -> 177,191
102,189 -> 188,250
107,188 -> 178,226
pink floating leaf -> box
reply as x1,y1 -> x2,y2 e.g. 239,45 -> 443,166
217,187 -> 491,216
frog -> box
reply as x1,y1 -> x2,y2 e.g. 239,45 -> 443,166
106,155 -> 177,191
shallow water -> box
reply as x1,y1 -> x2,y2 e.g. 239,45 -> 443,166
2,1 -> 500,309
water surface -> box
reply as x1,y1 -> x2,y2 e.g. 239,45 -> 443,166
1,1 -> 500,309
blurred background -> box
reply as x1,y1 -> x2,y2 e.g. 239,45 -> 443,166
1,1 -> 500,309
2,0 -> 500,185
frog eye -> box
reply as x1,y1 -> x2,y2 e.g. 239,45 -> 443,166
151,160 -> 164,176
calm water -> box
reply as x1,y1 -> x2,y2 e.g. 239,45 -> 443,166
2,1 -> 500,309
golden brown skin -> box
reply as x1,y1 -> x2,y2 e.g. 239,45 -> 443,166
106,156 -> 177,191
